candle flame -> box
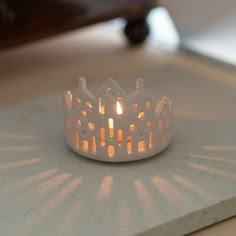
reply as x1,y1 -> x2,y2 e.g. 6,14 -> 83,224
116,101 -> 123,115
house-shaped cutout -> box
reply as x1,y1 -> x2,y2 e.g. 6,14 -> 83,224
96,78 -> 126,100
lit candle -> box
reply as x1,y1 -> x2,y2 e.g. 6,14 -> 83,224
116,98 -> 123,115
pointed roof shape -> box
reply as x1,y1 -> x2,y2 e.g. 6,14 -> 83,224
128,78 -> 156,103
96,78 -> 126,99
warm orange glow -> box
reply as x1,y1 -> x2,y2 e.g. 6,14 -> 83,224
149,131 -> 153,149
202,145 -> 236,151
99,97 -> 105,115
117,129 -> 123,147
0,146 -> 37,151
0,169 -> 57,194
67,117 -> 71,126
81,111 -> 86,118
189,162 -> 236,180
100,127 -> 105,146
30,173 -> 72,197
74,129 -> 79,149
189,154 -> 236,164
138,141 -> 146,152
98,176 -> 113,199
0,133 -> 39,140
88,122 -> 94,130
85,101 -> 93,110
129,124 -> 136,131
108,118 -> 114,138
108,145 -> 115,158
145,101 -> 152,110
82,140 -> 88,152
134,180 -> 159,221
75,97 -> 81,106
158,119 -> 163,129
138,112 -> 144,119
0,158 -> 41,170
173,175 -> 216,202
36,177 -> 82,222
131,103 -> 138,112
116,100 -> 123,115
146,121 -> 152,128
76,119 -> 81,127
91,136 -> 96,153
127,136 -> 132,154
152,176 -> 190,209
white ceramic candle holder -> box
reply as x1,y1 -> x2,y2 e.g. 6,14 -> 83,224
64,77 -> 173,162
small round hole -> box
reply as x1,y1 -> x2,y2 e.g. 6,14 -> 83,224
77,119 -> 81,127
76,98 -> 81,106
146,121 -> 152,128
88,122 -> 95,130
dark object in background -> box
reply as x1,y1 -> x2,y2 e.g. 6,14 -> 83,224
0,0 -> 156,49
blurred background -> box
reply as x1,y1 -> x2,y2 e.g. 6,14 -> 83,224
0,0 -> 236,66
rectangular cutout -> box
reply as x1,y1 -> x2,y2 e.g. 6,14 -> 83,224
116,98 -> 123,115
138,141 -> 146,153
149,131 -> 154,149
99,97 -> 105,115
108,145 -> 115,158
91,136 -> 96,153
82,140 -> 88,152
108,118 -> 114,138
100,127 -> 106,147
127,136 -> 132,154
117,129 -> 123,147
74,129 -> 79,149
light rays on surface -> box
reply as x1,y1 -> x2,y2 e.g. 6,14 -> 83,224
0,158 -> 42,170
172,175 -> 217,202
0,133 -> 39,140
0,169 -> 58,194
28,173 -> 72,198
25,177 -> 83,229
188,162 -> 236,181
134,180 -> 160,222
202,145 -> 236,151
97,176 -> 113,200
151,176 -> 192,209
0,146 -> 37,151
189,154 -> 236,164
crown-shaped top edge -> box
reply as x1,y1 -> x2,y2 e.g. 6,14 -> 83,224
95,78 -> 126,97
74,77 -> 166,103
77,77 -> 96,100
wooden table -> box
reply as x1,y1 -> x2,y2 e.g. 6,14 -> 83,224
0,0 -> 156,49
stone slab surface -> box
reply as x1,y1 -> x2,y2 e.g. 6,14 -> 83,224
0,24 -> 235,236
